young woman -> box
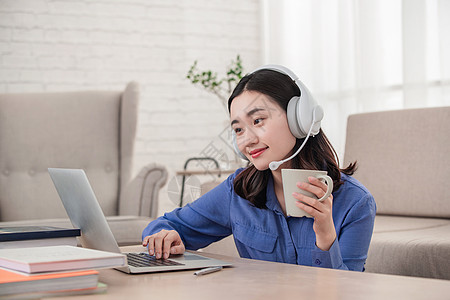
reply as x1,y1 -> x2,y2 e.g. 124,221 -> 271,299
142,65 -> 376,271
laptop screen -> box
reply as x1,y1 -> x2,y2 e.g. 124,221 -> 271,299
48,168 -> 122,254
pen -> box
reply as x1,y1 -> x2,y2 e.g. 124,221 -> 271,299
193,266 -> 223,276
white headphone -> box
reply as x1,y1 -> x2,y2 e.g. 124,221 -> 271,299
232,64 -> 324,170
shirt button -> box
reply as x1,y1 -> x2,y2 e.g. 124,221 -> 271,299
315,259 -> 322,265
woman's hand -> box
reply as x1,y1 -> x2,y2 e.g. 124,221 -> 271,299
293,176 -> 336,251
142,229 -> 185,259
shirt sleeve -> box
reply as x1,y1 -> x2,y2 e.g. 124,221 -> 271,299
142,173 -> 235,250
310,193 -> 376,271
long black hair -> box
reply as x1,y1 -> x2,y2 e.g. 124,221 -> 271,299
228,69 -> 357,209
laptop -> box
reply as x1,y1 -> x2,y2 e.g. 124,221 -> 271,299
48,168 -> 232,274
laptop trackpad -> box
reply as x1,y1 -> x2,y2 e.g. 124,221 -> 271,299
177,252 -> 209,261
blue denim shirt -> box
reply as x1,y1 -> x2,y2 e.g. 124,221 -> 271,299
142,169 -> 376,271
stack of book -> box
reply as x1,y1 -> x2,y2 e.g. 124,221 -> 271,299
0,244 -> 127,298
0,225 -> 81,249
0,268 -> 104,299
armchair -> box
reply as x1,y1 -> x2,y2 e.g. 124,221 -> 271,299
0,82 -> 167,245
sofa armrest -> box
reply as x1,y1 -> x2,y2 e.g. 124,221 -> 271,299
119,163 -> 168,218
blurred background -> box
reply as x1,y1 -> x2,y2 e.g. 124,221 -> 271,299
1,0 -> 449,214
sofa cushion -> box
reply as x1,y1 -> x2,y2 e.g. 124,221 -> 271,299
344,107 -> 450,218
366,215 -> 450,279
373,215 -> 450,233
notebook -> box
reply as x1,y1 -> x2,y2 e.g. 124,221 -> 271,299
48,168 -> 232,274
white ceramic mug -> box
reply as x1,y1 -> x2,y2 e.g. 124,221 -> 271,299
281,169 -> 333,218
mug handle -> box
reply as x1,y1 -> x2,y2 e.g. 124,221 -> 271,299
316,175 -> 333,202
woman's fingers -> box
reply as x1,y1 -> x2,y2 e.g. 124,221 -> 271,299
142,230 -> 184,259
162,231 -> 185,259
142,235 -> 155,255
293,177 -> 333,215
153,231 -> 166,259
292,190 -> 324,214
296,177 -> 328,199
294,197 -> 318,216
170,243 -> 186,255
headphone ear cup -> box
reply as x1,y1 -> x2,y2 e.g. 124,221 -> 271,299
286,96 -> 305,139
251,64 -> 324,140
232,130 -> 249,161
287,93 -> 323,138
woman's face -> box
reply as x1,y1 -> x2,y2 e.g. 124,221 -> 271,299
230,91 -> 297,171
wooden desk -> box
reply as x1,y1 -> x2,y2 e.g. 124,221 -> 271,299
51,245 -> 450,300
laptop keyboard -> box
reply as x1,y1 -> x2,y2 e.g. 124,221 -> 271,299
126,252 -> 184,268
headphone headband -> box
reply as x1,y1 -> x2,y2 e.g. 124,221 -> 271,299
250,65 -> 314,106
251,64 -> 299,82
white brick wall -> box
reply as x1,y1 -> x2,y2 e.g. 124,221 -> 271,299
0,0 -> 262,214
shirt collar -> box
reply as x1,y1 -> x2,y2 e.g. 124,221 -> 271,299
265,174 -> 284,214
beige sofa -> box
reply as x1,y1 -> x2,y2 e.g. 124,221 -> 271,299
344,106 -> 450,280
0,82 -> 167,245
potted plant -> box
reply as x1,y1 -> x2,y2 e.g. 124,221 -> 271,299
186,55 -> 244,112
